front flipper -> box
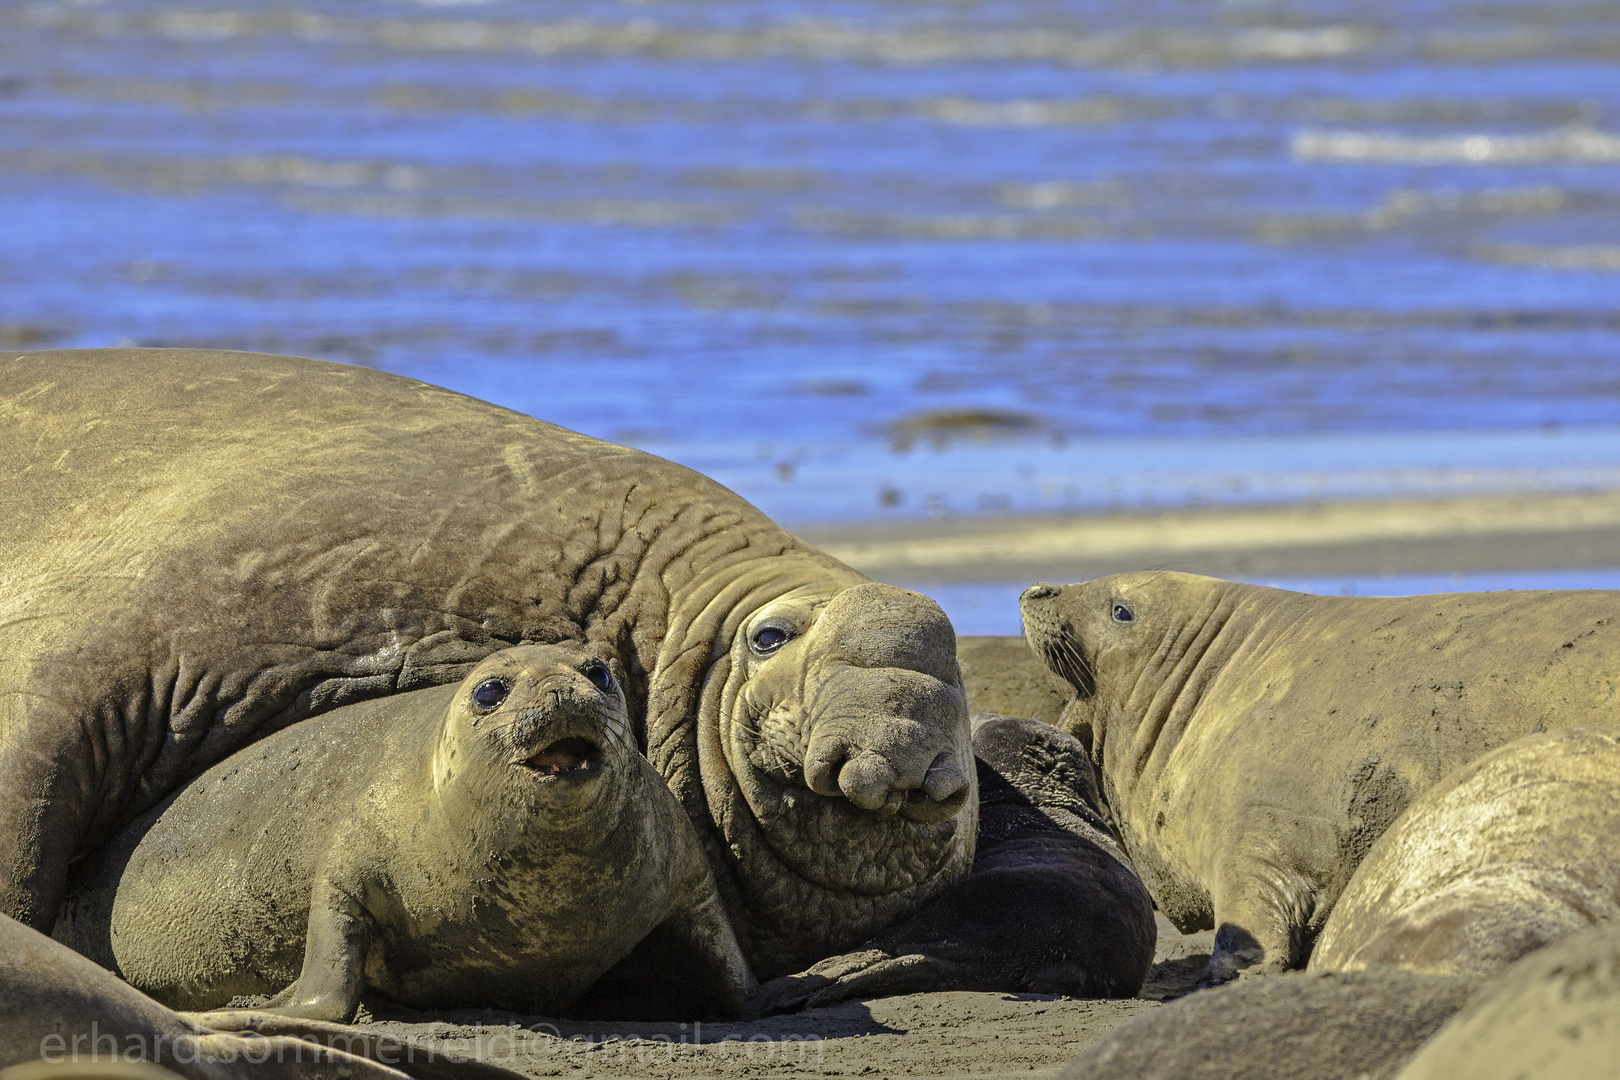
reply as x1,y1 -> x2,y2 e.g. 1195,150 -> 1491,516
1201,858 -> 1318,986
259,881 -> 372,1023
751,949 -> 965,1014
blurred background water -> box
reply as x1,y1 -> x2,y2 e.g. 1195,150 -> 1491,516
4,0 -> 1619,625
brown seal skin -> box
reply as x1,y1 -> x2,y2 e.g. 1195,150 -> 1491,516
1393,921 -> 1620,1080
1,910 -> 500,1080
1311,728 -> 1620,979
54,645 -> 754,1022
1020,571 -> 1620,985
748,713 -> 1156,1012
1055,967 -> 1475,1080
0,348 -> 974,979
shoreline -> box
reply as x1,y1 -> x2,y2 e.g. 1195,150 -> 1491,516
793,488 -> 1620,584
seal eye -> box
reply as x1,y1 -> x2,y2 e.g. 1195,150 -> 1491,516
752,625 -> 792,655
471,678 -> 510,712
1112,602 -> 1135,624
582,661 -> 614,693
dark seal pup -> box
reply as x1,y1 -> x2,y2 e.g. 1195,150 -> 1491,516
1020,571 -> 1620,984
750,713 -> 1156,1011
54,645 -> 754,1021
1311,727 -> 1620,979
0,348 -> 974,979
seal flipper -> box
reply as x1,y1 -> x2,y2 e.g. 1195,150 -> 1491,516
261,880 -> 372,1023
1202,857 -> 1318,985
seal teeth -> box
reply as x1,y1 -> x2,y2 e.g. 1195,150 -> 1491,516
524,736 -> 600,776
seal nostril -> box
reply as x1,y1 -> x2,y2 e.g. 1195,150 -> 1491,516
1022,583 -> 1061,602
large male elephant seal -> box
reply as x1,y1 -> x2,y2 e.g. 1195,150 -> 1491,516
54,644 -> 754,1021
0,348 -> 974,978
1020,571 -> 1620,983
750,713 -> 1155,1011
1311,727 -> 1620,979
1394,922 -> 1620,1080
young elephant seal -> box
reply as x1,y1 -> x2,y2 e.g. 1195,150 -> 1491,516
54,645 -> 754,1021
749,714 -> 1156,1011
1021,571 -> 1620,984
1,348 -> 974,978
1311,728 -> 1620,979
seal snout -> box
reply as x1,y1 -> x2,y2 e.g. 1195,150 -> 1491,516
1022,582 -> 1062,602
523,735 -> 602,778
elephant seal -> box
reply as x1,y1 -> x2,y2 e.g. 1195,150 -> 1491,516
0,348 -> 974,978
1055,968 -> 1475,1080
1312,727 -> 1620,979
1394,922 -> 1620,1080
1,911 -> 416,1080
749,713 -> 1156,1012
54,644 -> 754,1021
1020,571 -> 1620,983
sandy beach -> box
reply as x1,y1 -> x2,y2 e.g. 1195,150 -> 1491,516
795,488 -> 1620,584
311,914 -> 1210,1080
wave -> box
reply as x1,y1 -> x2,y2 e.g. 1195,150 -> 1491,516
1294,126 -> 1620,164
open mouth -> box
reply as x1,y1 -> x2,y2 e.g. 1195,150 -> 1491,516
522,736 -> 602,778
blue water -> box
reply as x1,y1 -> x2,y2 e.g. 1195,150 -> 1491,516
3,0 -> 1620,531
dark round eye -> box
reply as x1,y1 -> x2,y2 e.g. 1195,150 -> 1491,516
1112,602 -> 1134,624
752,625 -> 791,655
582,661 -> 614,693
471,678 -> 509,711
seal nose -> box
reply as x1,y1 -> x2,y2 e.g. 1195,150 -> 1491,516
1022,582 -> 1061,603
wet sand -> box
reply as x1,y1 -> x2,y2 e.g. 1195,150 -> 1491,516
796,488 -> 1620,583
338,914 -> 1208,1080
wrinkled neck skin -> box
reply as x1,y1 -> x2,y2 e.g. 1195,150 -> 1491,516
1085,583 -> 1244,820
648,559 -> 977,977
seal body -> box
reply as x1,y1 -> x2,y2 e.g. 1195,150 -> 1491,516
1311,728 -> 1620,979
1020,571 -> 1620,983
0,913 -> 415,1080
0,349 -> 974,978
1056,968 -> 1475,1080
750,713 -> 1156,1011
54,645 -> 754,1021
1394,922 -> 1620,1080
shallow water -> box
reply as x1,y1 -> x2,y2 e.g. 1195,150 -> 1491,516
3,0 -> 1619,527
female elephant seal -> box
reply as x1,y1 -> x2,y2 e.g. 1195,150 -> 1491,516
1311,727 -> 1620,979
0,348 -> 974,978
54,644 -> 753,1021
1020,571 -> 1620,984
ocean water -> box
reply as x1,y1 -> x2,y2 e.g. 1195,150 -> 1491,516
4,0 -> 1620,537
